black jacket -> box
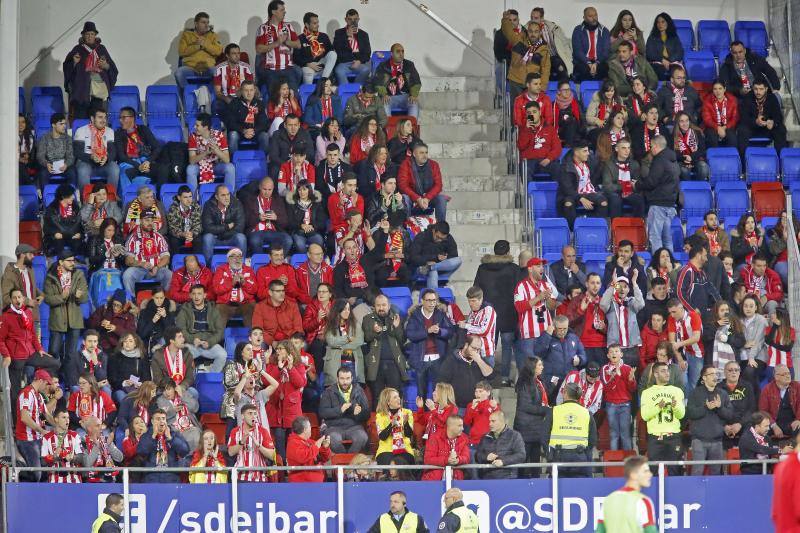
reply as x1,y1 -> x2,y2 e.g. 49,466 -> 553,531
136,298 -> 177,351
635,147 -> 679,207
365,191 -> 408,227
704,254 -> 731,301
268,126 -> 315,178
630,124 -> 670,163
637,295 -> 669,329
387,134 -> 420,165
114,125 -> 162,166
333,257 -> 375,301
740,91 -> 785,130
241,191 -> 290,234
285,189 -> 328,234
686,385 -> 735,441
200,197 -> 246,239
656,82 -> 701,124
226,97 -> 269,135
43,201 -> 82,250
493,28 -> 513,63
318,382 -> 370,428
473,254 -> 519,333
514,381 -> 551,444
95,509 -> 123,533
557,150 -> 602,203
724,380 -> 757,430
88,234 -> 126,272
373,58 -> 422,97
739,425 -> 780,474
357,162 -> 397,201
437,353 -> 495,408
333,28 -> 371,64
107,350 -> 151,392
548,259 -> 587,297
602,156 -> 642,196
293,31 -> 334,66
407,228 -> 458,268
602,254 -> 648,297
719,49 -> 781,97
474,425 -> 527,479
673,128 -> 708,167
315,160 -> 352,205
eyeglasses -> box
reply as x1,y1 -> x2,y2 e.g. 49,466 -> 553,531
422,298 -> 437,302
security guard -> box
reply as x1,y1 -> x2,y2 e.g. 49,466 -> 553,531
367,491 -> 429,532
543,382 -> 597,478
437,488 -> 479,532
91,493 -> 124,533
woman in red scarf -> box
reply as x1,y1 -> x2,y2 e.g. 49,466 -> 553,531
356,145 -> 393,200
513,356 -> 551,478
43,183 -> 83,256
68,372 -> 116,431
414,382 -> 458,443
375,387 -> 417,479
672,111 -> 710,181
596,109 -> 629,162
304,77 -> 343,132
302,282 -> 334,372
552,81 -> 583,147
266,340 -> 307,461
350,116 -> 387,166
646,247 -> 681,293
626,76 -> 657,125
702,80 -> 739,148
267,79 -> 302,136
730,213 -> 765,271
114,380 -> 156,447
586,81 -> 623,145
121,415 -> 147,468
189,429 -> 229,483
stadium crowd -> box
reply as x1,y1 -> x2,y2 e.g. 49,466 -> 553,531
8,1 -> 799,488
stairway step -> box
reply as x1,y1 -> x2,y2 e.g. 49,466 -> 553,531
423,123 -> 504,142
451,208 -> 521,225
438,158 -> 510,178
446,223 -> 520,243
419,90 -> 496,110
420,76 -> 495,93
447,190 -> 516,209
453,242 -> 526,259
428,141 -> 506,158
419,109 -> 503,125
442,173 -> 517,191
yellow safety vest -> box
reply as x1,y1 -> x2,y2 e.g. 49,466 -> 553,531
548,401 -> 590,447
379,511 -> 420,532
91,512 -> 117,533
449,505 -> 480,532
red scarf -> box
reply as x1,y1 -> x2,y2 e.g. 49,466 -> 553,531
83,44 -> 101,73
57,266 -> 72,291
714,98 -> 728,126
609,129 -> 626,145
347,258 -> 368,288
89,124 -> 108,159
348,32 -> 359,53
59,201 -> 74,219
303,28 -> 323,57
82,345 -> 99,374
671,84 -> 685,115
744,230 -> 759,264
91,203 -> 107,221
586,29 -> 597,61
617,161 -> 633,197
244,101 -> 258,125
536,378 -> 550,406
677,128 -> 698,156
750,426 -> 769,458
171,396 -> 193,432
256,196 -> 275,231
643,126 -> 660,153
321,96 -> 333,119
388,61 -> 405,95
631,93 -> 651,117
702,227 -> 722,256
613,292 -> 630,347
385,230 -> 404,276
136,403 -> 150,426
575,161 -> 594,194
390,411 -> 406,454
373,163 -> 385,191
165,348 -> 185,385
126,128 -> 142,158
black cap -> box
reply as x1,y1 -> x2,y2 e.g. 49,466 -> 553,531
586,361 -> 601,378
81,21 -> 99,34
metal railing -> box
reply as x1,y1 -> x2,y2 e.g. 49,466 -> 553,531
0,366 -> 15,470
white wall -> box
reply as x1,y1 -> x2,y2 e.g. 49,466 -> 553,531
18,0 -> 768,91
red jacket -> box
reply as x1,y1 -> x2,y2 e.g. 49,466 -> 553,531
760,381 -> 800,424
349,134 -> 374,166
517,123 -> 562,162
168,266 -> 214,304
285,432 -> 331,482
121,436 -> 140,465
415,404 -> 458,441
266,362 -> 307,428
256,262 -> 302,302
463,398 -> 500,445
0,306 -> 42,361
740,265 -> 784,303
252,299 -> 303,345
422,431 -> 470,480
397,158 -> 443,203
639,324 -> 669,369
701,92 -> 739,131
211,264 -> 257,305
302,299 -> 331,344
772,451 -> 800,532
326,190 -> 365,231
601,363 -> 636,404
295,261 -> 334,306
513,92 -> 553,128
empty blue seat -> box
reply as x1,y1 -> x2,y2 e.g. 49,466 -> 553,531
19,185 -> 39,221
234,158 -> 267,190
715,181 -> 749,221
210,254 -> 228,271
199,183 -> 217,205
18,87 -> 25,114
108,85 -> 141,126
680,182 -> 712,220
290,253 -> 306,268
32,256 -> 47,291
734,21 -> 769,57
224,327 -> 251,359
382,287 -> 413,317
580,88 -> 596,110
171,253 -> 205,270
149,121 -> 183,144
371,50 -> 391,73
535,218 -> 570,254
685,216 -> 705,238
145,85 -> 181,125
573,218 -> 608,254
196,372 -> 224,413
435,287 -> 456,304
338,83 -> 362,115
781,148 -> 800,188
528,181 -> 558,219
674,19 -> 695,51
250,253 -> 271,272
298,84 -> 315,109
671,217 -> 685,251
745,146 -> 779,183
707,147 -> 742,185
698,20 -> 731,57
582,252 -> 609,278
160,183 -> 194,207
761,216 -> 779,232
31,86 -> 65,122
637,251 -> 652,266
684,50 -> 717,82
579,80 -> 601,93
233,150 -> 267,162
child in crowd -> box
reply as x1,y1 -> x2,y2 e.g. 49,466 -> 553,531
602,344 -> 636,451
463,381 -> 499,449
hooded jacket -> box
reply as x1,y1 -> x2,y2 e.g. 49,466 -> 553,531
474,254 -> 519,333
285,189 -> 328,235
634,147 -> 679,207
501,19 -> 552,86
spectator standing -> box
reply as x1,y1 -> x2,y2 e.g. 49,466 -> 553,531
187,114 -> 235,192
638,341 -> 684,396
740,294 -> 768,391
535,316 -> 586,397
43,184 -> 82,256
514,357 -> 551,477
640,362 -> 685,475
295,243 -> 333,306
63,22 -> 118,119
515,257 -> 558,358
551,81 -> 584,147
675,243 -> 719,314
601,273 -> 645,368
645,13 -> 685,81
227,403 -> 276,482
405,289 -> 453,400
686,366 -> 735,475
571,7 -> 610,82
458,286 -> 498,365
407,222 -> 462,290
501,16 -> 551,102
640,312 -> 669,369
557,141 -> 607,229
43,250 -> 88,367
266,341 -> 307,459
602,344 -> 637,450
374,43 -> 421,118
635,135 -> 679,252
1,244 -> 43,323
333,238 -> 374,304
764,309 -> 796,383
318,366 -> 370,454
255,0 -> 302,90
122,211 -> 172,297
40,408 -> 83,483
543,382 -> 597,477
36,113 -> 76,187
369,216 -> 412,287
363,295 -> 408,403
332,8 -> 372,86
557,361 -> 605,415
74,108 -> 119,189
531,7 -> 573,80
165,186 -> 202,255
188,429 -> 228,483
15,369 -> 55,481
438,335 -> 496,409
286,416 -> 332,482
82,416 -> 123,483
667,298 -> 705,392
475,410 -> 526,479
423,413 -> 470,481
175,285 -> 227,373
566,273 -> 608,367
176,12 -> 222,90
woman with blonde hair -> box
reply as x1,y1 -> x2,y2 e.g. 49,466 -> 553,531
375,387 -> 416,476
188,429 -> 229,483
415,382 -> 457,443
267,340 -> 308,460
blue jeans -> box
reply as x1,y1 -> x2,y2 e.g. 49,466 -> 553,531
257,65 -> 303,92
606,402 -> 632,450
774,261 -> 789,286
16,440 -> 42,481
384,94 -> 419,118
685,356 -> 704,394
291,232 -> 324,254
174,66 -> 214,90
334,61 -> 371,87
679,160 -> 710,181
122,267 -> 172,298
228,130 -> 269,155
48,328 -> 81,369
415,358 -> 441,399
203,233 -> 247,265
302,51 -> 338,85
247,230 -> 293,255
187,344 -> 228,373
76,160 -> 120,189
418,256 -> 462,289
404,194 -> 449,223
187,162 -> 236,192
646,205 -> 677,252
499,331 -> 525,380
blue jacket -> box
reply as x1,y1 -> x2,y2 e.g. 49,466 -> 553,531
534,331 -> 586,380
137,431 -> 190,483
303,95 -> 344,128
571,23 -> 610,66
404,305 -> 454,369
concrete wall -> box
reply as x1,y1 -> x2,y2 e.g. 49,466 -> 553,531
19,0 -> 768,91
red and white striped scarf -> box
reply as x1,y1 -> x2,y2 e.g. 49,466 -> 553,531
59,201 -> 74,219
321,96 -> 333,119
714,98 -> 728,126
677,128 -> 698,156
614,292 -> 630,347
385,230 -> 404,275
136,403 -> 150,426
57,267 -> 72,291
631,92 -> 651,117
671,85 -> 685,115
348,32 -> 360,53
388,61 -> 405,95
171,396 -> 193,432
244,101 -> 258,125
617,161 -> 633,197
643,126 -> 660,153
390,411 -> 406,453
83,44 -> 101,73
165,348 -> 185,385
360,133 -> 376,153
347,258 -> 368,288
9,304 -> 32,330
576,161 -> 594,194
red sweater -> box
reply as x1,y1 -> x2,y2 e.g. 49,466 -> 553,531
740,265 -> 784,303
565,296 -> 607,349
517,123 -> 562,162
463,399 -> 499,445
639,324 -> 669,369
211,264 -> 257,305
600,363 -> 636,404
266,363 -> 307,428
701,92 -> 739,131
513,92 -> 553,128
256,262 -> 302,302
415,404 -> 458,441
252,299 -> 304,345
285,432 -> 332,482
168,266 -> 214,304
0,306 -> 42,361
295,261 -> 334,306
326,191 -> 365,231
772,451 -> 800,532
397,157 -> 443,202
421,431 -> 470,480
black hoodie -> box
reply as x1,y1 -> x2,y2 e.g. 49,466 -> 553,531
635,147 -> 679,207
474,254 -> 519,332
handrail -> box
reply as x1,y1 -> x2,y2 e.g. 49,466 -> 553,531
0,366 -> 15,469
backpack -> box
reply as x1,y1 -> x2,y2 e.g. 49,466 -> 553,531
158,141 -> 189,183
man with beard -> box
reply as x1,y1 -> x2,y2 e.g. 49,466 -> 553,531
167,254 -> 212,305
566,273 -> 608,367
212,247 -> 257,327
176,285 -> 227,373
363,294 -> 408,405
44,250 -> 89,368
737,79 -> 787,158
693,211 -> 730,257
570,7 -> 610,82
656,66 -> 701,126
123,211 -> 172,297
1,244 -> 44,323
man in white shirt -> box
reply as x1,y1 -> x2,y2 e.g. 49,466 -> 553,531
74,108 -> 119,189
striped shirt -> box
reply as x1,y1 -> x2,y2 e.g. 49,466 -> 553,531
227,423 -> 275,482
668,309 -> 704,359
213,61 -> 254,97
41,430 -> 83,483
256,22 -> 297,70
15,386 -> 46,441
463,304 -> 497,357
557,370 -> 604,414
766,326 -> 796,368
514,277 -> 559,339
125,227 -> 169,267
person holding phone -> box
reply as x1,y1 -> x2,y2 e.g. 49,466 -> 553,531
286,415 -> 331,482
333,9 -> 372,86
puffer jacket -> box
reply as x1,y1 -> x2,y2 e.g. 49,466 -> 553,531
474,425 -> 527,479
43,201 -> 82,252
473,254 -> 519,333
200,197 -> 246,240
514,380 -> 551,444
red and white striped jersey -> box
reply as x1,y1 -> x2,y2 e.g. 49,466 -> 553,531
213,61 -> 254,97
557,370 -> 604,414
125,228 -> 169,267
15,385 -> 46,441
514,277 -> 558,339
464,305 -> 497,357
256,22 -> 297,70
41,430 -> 83,483
227,423 -> 275,482
67,391 -> 116,424
766,326 -> 796,368
668,309 -> 704,359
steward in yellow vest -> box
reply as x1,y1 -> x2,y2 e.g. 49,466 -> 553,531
367,491 -> 429,532
543,382 -> 597,478
91,493 -> 124,533
437,488 -> 479,533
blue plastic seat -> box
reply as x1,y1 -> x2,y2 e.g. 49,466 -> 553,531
108,85 -> 141,127
43,183 -> 79,206
734,21 -> 769,57
579,80 -> 601,93
715,181 -> 749,221
290,253 -> 306,268
674,19 -> 695,52
573,218 -> 608,255
145,85 -> 181,125
698,20 -> 731,58
435,287 -> 456,304
171,253 -> 205,270
580,88 -> 596,111
338,83 -> 362,115
210,254 -> 228,271
298,84 -> 315,110
671,217 -> 685,251
250,253 -> 271,272
582,252 -> 609,279
159,183 -> 192,207
149,121 -> 183,144
707,147 -> 742,185
684,50 -> 717,82
233,150 -> 267,162
679,182 -> 712,220
224,327 -> 251,359
196,372 -> 224,413
31,86 -> 65,123
791,184 -> 800,216
761,216 -> 779,232
32,256 -> 47,291
781,148 -> 800,189
528,181 -> 558,219
745,146 -> 779,183
535,218 -> 570,254
685,216 -> 705,238
18,87 -> 25,114
19,185 -> 39,221
382,287 -> 413,317
371,51 -> 391,73
199,183 -> 217,205
123,183 -> 155,208
234,158 -> 267,190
